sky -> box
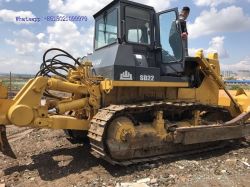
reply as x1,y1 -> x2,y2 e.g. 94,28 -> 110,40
0,0 -> 250,74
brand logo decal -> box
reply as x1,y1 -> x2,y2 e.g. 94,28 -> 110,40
120,71 -> 133,80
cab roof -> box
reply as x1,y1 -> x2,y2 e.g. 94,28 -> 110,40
93,0 -> 155,18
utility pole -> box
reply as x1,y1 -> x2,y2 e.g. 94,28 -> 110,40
9,71 -> 12,98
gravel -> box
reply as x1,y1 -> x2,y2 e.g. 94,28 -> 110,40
0,126 -> 250,187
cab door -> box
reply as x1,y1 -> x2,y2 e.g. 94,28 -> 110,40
156,8 -> 184,75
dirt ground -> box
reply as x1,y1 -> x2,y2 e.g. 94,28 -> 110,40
0,126 -> 250,187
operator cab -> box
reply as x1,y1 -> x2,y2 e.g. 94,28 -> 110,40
88,0 -> 196,83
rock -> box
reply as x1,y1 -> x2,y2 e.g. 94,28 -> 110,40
191,161 -> 199,165
238,159 -> 250,167
29,177 -> 35,181
179,176 -> 188,182
221,170 -> 227,174
0,183 -> 5,187
178,165 -> 185,170
117,183 -> 149,187
0,170 -> 4,178
25,161 -> 32,165
232,152 -> 238,155
169,174 -> 176,179
225,158 -> 237,167
136,178 -> 150,183
214,168 -> 221,175
150,178 -> 157,184
158,177 -> 169,183
13,171 -> 19,177
241,157 -> 249,163
116,178 -> 151,187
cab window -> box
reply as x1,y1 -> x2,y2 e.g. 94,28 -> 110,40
95,9 -> 118,49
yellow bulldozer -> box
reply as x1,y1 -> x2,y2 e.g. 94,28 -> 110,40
0,81 -> 8,99
0,0 -> 250,165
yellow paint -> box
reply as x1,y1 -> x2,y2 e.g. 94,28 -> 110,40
0,81 -> 8,99
178,50 -> 221,106
57,98 -> 88,114
219,90 -> 250,113
48,78 -> 88,95
153,111 -> 166,137
0,99 -> 13,124
34,116 -> 90,130
108,117 -> 136,142
7,77 -> 47,126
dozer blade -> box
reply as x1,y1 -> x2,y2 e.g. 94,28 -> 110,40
175,111 -> 250,145
0,125 -> 16,158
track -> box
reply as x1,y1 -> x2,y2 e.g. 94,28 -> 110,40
88,101 -> 228,165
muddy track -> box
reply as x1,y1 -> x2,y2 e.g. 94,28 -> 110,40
88,101 -> 227,165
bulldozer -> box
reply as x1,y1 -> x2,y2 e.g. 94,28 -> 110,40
0,0 -> 250,165
0,81 -> 8,99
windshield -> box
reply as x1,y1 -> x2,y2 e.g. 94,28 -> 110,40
125,6 -> 151,45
